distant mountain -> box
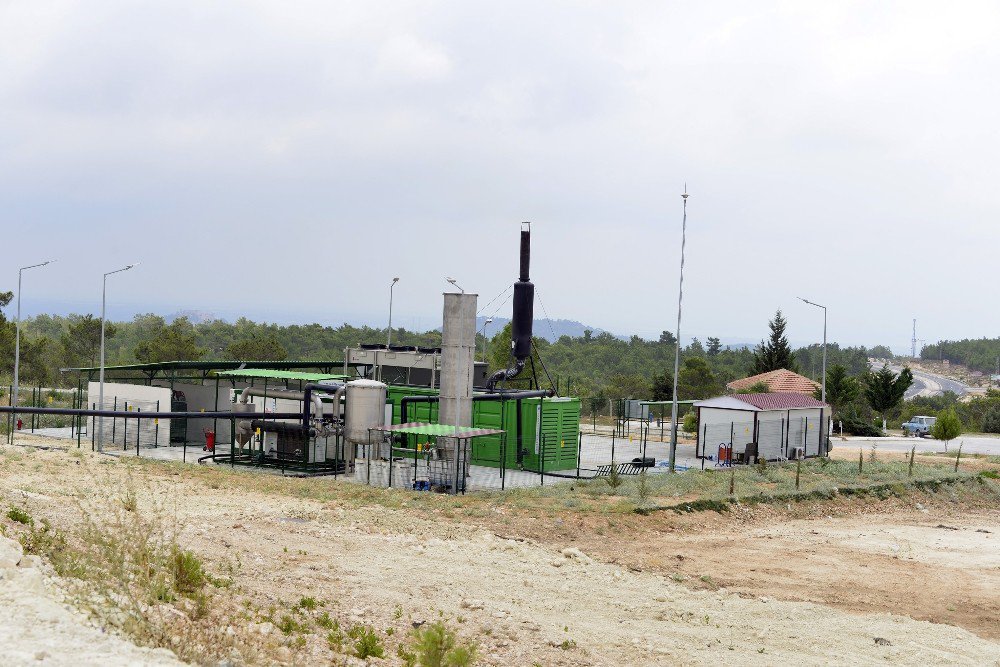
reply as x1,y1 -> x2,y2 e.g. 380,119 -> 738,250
474,316 -> 618,342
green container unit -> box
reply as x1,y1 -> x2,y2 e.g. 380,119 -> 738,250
384,385 -> 580,471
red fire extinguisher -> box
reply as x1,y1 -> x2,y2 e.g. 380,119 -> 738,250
203,429 -> 216,452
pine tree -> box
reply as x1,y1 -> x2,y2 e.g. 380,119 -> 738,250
750,310 -> 798,374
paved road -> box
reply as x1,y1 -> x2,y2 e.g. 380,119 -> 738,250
837,435 -> 1000,456
887,365 -> 969,399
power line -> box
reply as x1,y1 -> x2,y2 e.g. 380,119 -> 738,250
534,287 -> 559,342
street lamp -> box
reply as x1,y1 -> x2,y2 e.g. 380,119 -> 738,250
798,297 -> 827,405
12,260 -> 54,433
386,277 -> 400,347
668,186 -> 689,473
445,277 -> 464,293
480,317 -> 493,362
97,263 -> 137,451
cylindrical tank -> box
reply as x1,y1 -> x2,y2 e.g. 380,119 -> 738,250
344,379 -> 387,445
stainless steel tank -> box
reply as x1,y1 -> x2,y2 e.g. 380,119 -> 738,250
344,379 -> 387,446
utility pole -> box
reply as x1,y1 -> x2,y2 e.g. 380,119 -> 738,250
911,319 -> 917,359
798,298 -> 827,405
668,185 -> 689,473
97,264 -> 137,451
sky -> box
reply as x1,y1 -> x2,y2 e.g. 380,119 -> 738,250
2,1 -> 998,353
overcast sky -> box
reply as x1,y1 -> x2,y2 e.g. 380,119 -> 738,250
2,1 -> 997,352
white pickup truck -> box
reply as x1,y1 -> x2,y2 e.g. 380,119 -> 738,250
902,415 -> 936,437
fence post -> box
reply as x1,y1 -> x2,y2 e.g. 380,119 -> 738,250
111,397 -> 117,445
795,457 -> 801,490
154,400 -> 160,447
136,410 -> 141,456
501,430 -> 507,491
123,401 -> 129,450
576,431 -> 582,479
909,445 -> 915,477
540,434 -> 545,487
803,417 -> 808,456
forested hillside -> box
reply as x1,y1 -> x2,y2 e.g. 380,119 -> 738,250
921,338 -> 1000,375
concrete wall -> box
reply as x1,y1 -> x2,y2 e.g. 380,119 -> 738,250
87,382 -> 172,449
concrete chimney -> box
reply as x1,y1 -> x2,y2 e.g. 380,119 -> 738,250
439,292 -> 477,492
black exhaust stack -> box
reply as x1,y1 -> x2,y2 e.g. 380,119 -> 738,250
511,224 -> 534,360
486,223 -> 535,391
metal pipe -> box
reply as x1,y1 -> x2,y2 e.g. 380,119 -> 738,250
0,406 -> 302,420
302,383 -> 344,429
239,385 -> 323,430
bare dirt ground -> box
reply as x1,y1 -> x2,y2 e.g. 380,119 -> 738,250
1,436 -> 998,666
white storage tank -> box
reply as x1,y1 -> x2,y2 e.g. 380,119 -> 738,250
344,379 -> 388,446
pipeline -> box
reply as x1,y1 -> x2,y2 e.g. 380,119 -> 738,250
0,406 -> 302,420
302,383 -> 345,429
238,386 -> 325,431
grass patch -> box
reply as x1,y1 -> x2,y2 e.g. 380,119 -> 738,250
7,506 -> 33,525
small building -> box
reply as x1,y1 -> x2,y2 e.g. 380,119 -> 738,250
694,392 -> 829,461
726,368 -> 820,396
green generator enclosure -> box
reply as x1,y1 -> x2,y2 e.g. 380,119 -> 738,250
385,386 -> 581,471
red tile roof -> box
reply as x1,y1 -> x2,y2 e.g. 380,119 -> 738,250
726,369 -> 820,395
736,393 -> 827,410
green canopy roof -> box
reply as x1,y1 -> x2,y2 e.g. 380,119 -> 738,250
215,369 -> 348,382
376,422 -> 503,438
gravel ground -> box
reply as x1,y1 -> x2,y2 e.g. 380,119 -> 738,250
1,438 -> 998,666
0,535 -> 183,666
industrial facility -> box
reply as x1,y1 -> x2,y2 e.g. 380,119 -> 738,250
50,225 -> 584,493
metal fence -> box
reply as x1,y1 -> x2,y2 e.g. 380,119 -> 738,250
7,407 -> 827,493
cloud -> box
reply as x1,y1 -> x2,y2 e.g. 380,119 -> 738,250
0,1 -> 998,351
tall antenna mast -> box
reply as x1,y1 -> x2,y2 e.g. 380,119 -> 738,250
911,319 -> 917,358
668,184 -> 689,473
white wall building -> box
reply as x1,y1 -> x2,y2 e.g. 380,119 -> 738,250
694,393 -> 829,461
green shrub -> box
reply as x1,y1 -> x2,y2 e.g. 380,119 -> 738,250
278,614 -> 306,635
7,506 -> 33,526
931,408 -> 963,448
981,405 -> 1000,434
682,411 -> 698,433
349,625 -> 385,659
402,621 -> 478,667
171,548 -> 206,596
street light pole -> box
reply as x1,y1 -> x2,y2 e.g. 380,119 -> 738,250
387,277 -> 400,347
445,277 -> 465,293
798,297 -> 827,404
12,260 -> 53,435
97,264 -> 137,452
668,186 -> 689,473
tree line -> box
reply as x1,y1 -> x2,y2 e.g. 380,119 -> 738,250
921,338 -> 1000,375
4,304 -> 890,410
